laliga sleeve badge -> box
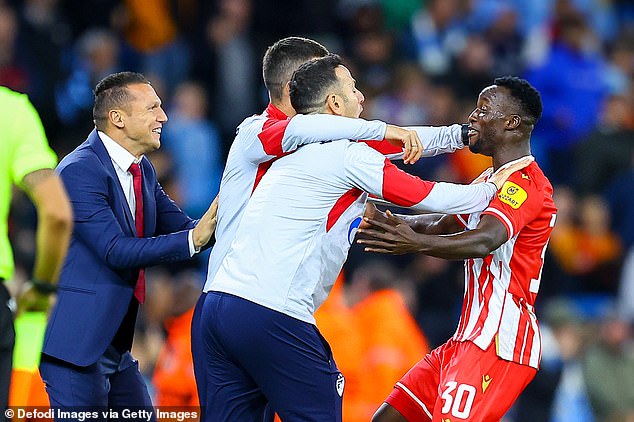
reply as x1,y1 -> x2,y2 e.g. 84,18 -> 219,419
336,373 -> 345,397
498,181 -> 527,209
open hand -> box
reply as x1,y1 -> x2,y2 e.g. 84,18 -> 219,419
357,210 -> 421,254
193,195 -> 218,250
384,125 -> 423,164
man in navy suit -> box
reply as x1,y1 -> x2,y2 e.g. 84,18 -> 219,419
39,72 -> 217,416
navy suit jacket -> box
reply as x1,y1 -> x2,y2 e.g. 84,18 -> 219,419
43,130 -> 197,366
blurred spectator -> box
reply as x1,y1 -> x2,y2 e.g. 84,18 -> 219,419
546,299 -> 596,422
479,2 -> 526,76
575,94 -> 634,195
400,0 -> 468,77
525,10 -> 610,185
349,29 -> 395,97
442,34 -> 495,101
550,193 -> 622,292
315,273 -> 365,422
347,260 -> 429,420
149,272 -> 201,407
191,0 -> 259,147
604,157 -> 634,249
582,314 -> 634,422
368,62 -> 431,126
55,28 -> 120,152
0,4 -> 29,92
16,0 -> 71,141
120,0 -> 191,96
162,81 -> 223,218
407,254 -> 463,347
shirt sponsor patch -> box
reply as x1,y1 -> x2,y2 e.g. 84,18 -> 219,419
498,181 -> 527,209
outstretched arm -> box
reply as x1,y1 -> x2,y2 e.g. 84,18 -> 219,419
358,213 -> 507,258
244,114 -> 387,164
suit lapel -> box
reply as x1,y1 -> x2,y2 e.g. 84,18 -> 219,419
87,130 -> 136,235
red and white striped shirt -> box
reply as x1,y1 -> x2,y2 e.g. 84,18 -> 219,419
454,158 -> 557,368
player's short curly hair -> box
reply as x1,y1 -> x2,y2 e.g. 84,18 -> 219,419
93,71 -> 150,129
289,54 -> 343,115
262,37 -> 329,103
494,76 -> 542,124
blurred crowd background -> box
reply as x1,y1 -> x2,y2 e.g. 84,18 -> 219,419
4,0 -> 634,420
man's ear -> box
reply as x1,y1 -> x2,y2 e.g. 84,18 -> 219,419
326,93 -> 344,116
282,81 -> 291,99
506,114 -> 521,130
109,109 -> 125,129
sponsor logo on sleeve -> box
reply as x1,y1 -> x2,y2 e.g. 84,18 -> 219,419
498,181 -> 527,209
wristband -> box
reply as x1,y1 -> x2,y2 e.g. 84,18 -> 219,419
30,279 -> 57,295
461,124 -> 469,146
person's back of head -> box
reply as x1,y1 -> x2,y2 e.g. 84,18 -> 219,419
93,71 -> 150,130
494,76 -> 542,129
262,37 -> 329,103
289,53 -> 343,115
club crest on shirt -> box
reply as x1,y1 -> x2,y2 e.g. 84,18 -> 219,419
336,373 -> 345,397
498,181 -> 527,209
347,217 -> 362,245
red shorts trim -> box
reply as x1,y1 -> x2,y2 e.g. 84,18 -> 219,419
385,339 -> 536,421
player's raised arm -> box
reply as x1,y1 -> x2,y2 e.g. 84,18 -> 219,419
345,144 -> 532,215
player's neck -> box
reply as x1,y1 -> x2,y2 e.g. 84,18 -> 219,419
492,145 -> 532,170
272,98 -> 296,118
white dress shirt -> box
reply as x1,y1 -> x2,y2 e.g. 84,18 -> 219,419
98,131 -> 196,256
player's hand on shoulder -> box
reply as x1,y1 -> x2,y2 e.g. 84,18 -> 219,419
489,156 -> 534,190
384,125 -> 422,164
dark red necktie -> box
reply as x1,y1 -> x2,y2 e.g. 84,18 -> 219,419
128,162 -> 145,304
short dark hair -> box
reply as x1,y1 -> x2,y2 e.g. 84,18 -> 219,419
289,54 -> 343,115
93,71 -> 150,129
262,37 -> 329,102
494,76 -> 542,124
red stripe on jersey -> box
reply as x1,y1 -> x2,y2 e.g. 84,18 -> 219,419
381,158 -> 434,207
326,188 -> 364,232
252,161 -> 273,193
258,119 -> 292,157
362,139 -> 403,155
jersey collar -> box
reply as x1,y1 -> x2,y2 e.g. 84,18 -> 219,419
265,103 -> 289,120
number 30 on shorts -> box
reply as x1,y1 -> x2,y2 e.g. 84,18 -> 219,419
440,381 -> 477,418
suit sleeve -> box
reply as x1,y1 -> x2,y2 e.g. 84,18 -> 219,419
243,114 -> 387,164
481,170 -> 544,239
59,160 -> 192,269
344,143 -> 497,214
362,124 -> 464,160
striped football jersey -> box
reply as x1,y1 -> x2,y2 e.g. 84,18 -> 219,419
454,158 -> 557,368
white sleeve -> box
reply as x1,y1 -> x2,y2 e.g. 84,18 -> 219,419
283,114 -> 387,151
244,114 -> 387,164
343,143 -> 496,215
406,124 -> 464,157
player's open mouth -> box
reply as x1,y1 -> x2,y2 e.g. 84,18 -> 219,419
467,127 -> 479,143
